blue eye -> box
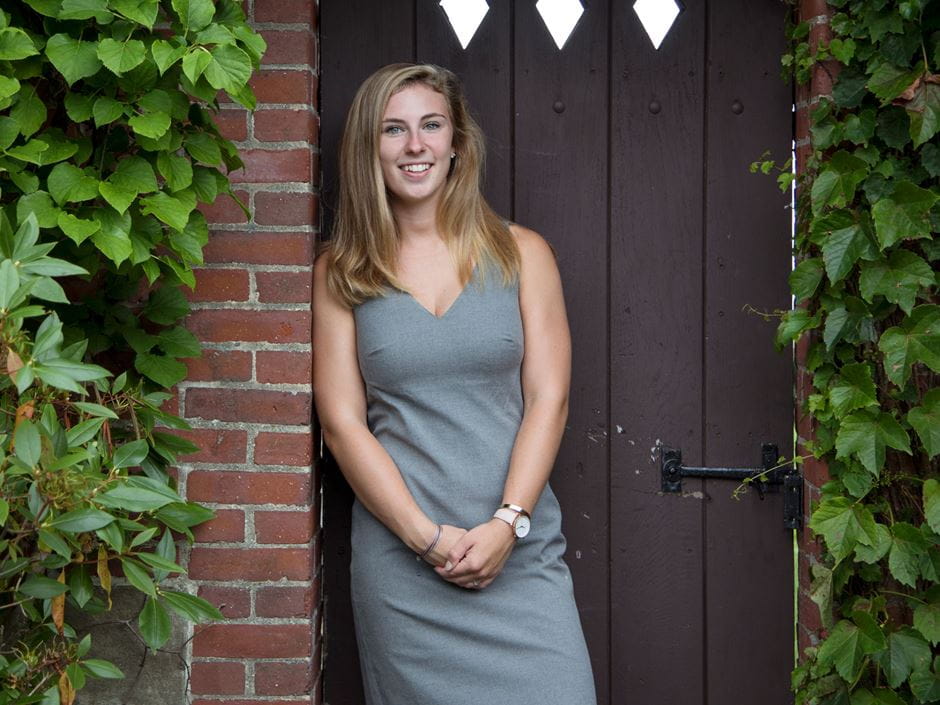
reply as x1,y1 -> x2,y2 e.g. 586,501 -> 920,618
383,125 -> 403,135
424,121 -> 441,130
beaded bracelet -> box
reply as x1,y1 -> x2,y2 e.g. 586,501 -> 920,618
416,524 -> 442,562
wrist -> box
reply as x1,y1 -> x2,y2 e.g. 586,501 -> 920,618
401,515 -> 438,554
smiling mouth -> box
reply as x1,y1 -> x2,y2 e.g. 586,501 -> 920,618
400,163 -> 431,173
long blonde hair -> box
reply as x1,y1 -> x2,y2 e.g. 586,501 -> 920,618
326,63 -> 520,307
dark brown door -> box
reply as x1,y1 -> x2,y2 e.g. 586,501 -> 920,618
319,2 -> 794,703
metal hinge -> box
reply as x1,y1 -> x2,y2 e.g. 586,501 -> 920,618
660,442 -> 802,530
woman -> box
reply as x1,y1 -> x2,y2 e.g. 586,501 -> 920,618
313,63 -> 596,705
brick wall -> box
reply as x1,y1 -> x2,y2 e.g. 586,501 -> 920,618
178,1 -> 321,702
794,0 -> 833,658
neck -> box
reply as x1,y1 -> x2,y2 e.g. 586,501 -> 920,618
391,199 -> 441,244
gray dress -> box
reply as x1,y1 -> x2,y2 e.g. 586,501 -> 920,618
352,259 -> 596,705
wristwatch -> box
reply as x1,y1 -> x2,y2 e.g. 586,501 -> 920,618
493,503 -> 531,539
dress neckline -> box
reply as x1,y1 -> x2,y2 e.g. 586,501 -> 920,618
401,263 -> 477,321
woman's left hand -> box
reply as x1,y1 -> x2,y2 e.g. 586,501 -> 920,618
434,518 -> 516,590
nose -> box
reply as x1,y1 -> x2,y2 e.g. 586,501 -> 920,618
405,128 -> 424,154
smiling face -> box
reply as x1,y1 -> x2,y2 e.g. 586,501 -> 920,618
379,82 -> 455,211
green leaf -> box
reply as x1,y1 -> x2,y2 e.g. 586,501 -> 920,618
0,259 -> 19,310
110,0 -> 158,27
59,0 -> 111,21
93,96 -> 124,127
48,508 -> 115,532
830,363 -> 878,417
822,224 -> 878,285
859,249 -> 933,315
151,39 -> 186,73
775,308 -> 822,349
157,151 -> 193,192
156,502 -> 214,532
139,190 -> 195,231
0,28 -> 38,60
907,81 -> 940,147
144,285 -> 190,324
68,564 -> 94,608
910,391 -> 940,459
182,48 -> 211,84
137,552 -> 184,574
97,476 -> 180,511
184,132 -> 221,165
872,182 -> 938,249
97,37 -> 146,75
66,417 -> 105,446
57,212 -> 101,243
835,409 -> 911,476
19,575 -> 68,599
790,257 -> 824,303
172,0 -> 215,33
0,498 -> 8,527
22,0 -> 61,17
889,522 -> 928,588
874,627 -> 931,689
38,528 -> 71,559
854,522 -> 891,563
868,63 -> 919,103
809,496 -> 879,563
138,597 -> 171,649
47,163 -> 99,205
161,590 -> 223,622
11,89 -> 47,139
811,151 -> 868,214
45,34 -> 102,86
878,305 -> 940,387
202,44 -> 251,92
909,666 -> 940,703
97,182 -> 135,215
113,155 -> 159,193
14,419 -> 40,467
914,602 -> 940,646
158,326 -> 200,357
922,143 -> 940,178
112,439 -> 150,469
82,659 -> 124,679
843,108 -> 876,144
135,352 -> 187,387
16,191 -> 60,228
120,558 -> 155,597
91,223 -> 133,265
817,619 -> 879,681
128,110 -> 171,139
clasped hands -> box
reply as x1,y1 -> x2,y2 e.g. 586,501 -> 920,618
421,520 -> 515,590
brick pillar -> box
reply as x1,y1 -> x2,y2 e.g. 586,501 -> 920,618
794,0 -> 833,658
180,1 -> 321,702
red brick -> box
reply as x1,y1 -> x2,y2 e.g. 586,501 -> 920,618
187,471 -> 311,504
189,547 -> 311,581
176,429 -> 248,464
199,189 -> 249,224
256,352 -> 311,386
255,510 -> 313,544
204,232 -> 314,266
187,309 -> 310,344
190,269 -> 250,302
185,349 -> 252,383
254,0 -> 315,23
255,662 -> 313,696
256,586 -> 313,618
193,509 -> 245,543
193,700 -> 313,705
186,388 -> 311,424
197,586 -> 250,619
254,191 -> 317,226
256,271 -> 312,304
254,431 -> 312,465
800,0 -> 831,19
214,109 -> 248,142
251,70 -> 313,104
193,624 -> 311,658
229,149 -> 312,184
190,661 -> 245,695
260,30 -> 315,66
254,109 -> 316,143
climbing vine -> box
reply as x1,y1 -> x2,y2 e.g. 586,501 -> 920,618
0,0 -> 263,702
768,1 -> 940,703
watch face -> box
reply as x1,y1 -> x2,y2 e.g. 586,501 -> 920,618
514,515 -> 531,538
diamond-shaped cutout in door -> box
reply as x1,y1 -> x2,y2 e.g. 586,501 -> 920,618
440,0 -> 489,49
536,0 -> 584,50
633,0 -> 681,50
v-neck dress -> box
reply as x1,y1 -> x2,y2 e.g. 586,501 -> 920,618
351,260 -> 597,705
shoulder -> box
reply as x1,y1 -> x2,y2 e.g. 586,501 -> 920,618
312,246 -> 352,314
507,223 -> 560,278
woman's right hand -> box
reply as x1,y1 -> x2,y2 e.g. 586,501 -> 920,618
421,524 -> 467,567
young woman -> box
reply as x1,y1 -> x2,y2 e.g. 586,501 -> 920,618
313,63 -> 596,705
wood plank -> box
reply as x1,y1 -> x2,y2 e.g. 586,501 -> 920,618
416,1 -> 512,216
703,1 -> 794,702
609,2 -> 707,702
319,3 -> 414,703
514,0 -> 610,700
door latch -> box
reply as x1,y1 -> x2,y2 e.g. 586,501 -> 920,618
659,442 -> 802,529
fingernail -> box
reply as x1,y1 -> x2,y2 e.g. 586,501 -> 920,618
444,561 -> 452,571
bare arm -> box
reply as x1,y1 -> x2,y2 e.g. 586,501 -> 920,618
312,253 -> 464,561
438,225 -> 571,588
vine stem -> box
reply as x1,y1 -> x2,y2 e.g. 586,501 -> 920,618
879,589 -> 926,605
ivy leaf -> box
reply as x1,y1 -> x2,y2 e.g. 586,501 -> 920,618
136,353 -> 187,387
811,151 -> 869,214
835,409 -> 911,476
97,181 -> 136,215
843,108 -> 877,144
909,391 -> 940,459
93,96 -> 124,127
924,478 -> 940,534
139,597 -> 171,650
151,39 -> 186,74
158,326 -> 200,357
889,522 -> 928,588
0,28 -> 38,60
184,132 -> 221,165
11,89 -> 47,138
854,522 -> 891,563
140,190 -> 195,231
172,0 -> 215,33
868,62 -> 920,103
905,81 -> 940,147
909,665 -> 940,703
817,619 -> 879,681
110,0 -> 159,28
809,496 -> 879,562
182,48 -> 211,84
58,0 -> 111,21
45,34 -> 102,86
874,628 -> 931,688
830,363 -> 878,417
157,151 -> 193,192
823,297 -> 872,350
775,308 -> 822,349
17,191 -> 61,228
878,304 -> 940,386
822,223 -> 878,284
202,44 -> 251,92
57,212 -> 100,243
914,602 -> 940,646
91,224 -> 132,265
47,163 -> 99,205
871,182 -> 938,249
143,285 -> 189,324
859,249 -> 934,314
113,155 -> 159,193
128,110 -> 171,139
877,105 -> 912,149
64,93 -> 94,122
921,143 -> 940,178
96,37 -> 146,75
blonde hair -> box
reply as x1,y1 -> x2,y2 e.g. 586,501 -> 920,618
326,63 -> 520,307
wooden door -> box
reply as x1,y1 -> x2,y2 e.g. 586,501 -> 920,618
319,2 -> 794,703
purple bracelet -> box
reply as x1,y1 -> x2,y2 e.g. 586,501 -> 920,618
416,524 -> 442,562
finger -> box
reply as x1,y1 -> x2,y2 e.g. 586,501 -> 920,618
444,539 -> 473,571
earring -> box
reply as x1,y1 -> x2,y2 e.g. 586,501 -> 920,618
451,152 -> 456,159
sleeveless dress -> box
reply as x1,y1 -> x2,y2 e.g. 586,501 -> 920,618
351,259 -> 597,705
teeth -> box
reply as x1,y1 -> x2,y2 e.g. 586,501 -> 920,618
402,164 -> 430,173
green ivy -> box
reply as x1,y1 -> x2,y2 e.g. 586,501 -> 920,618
770,1 -> 940,704
0,1 -> 264,702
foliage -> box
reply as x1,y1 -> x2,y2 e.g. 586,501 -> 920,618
769,1 -> 940,704
0,0 -> 264,702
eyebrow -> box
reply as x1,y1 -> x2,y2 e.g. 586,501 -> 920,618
382,113 -> 448,123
